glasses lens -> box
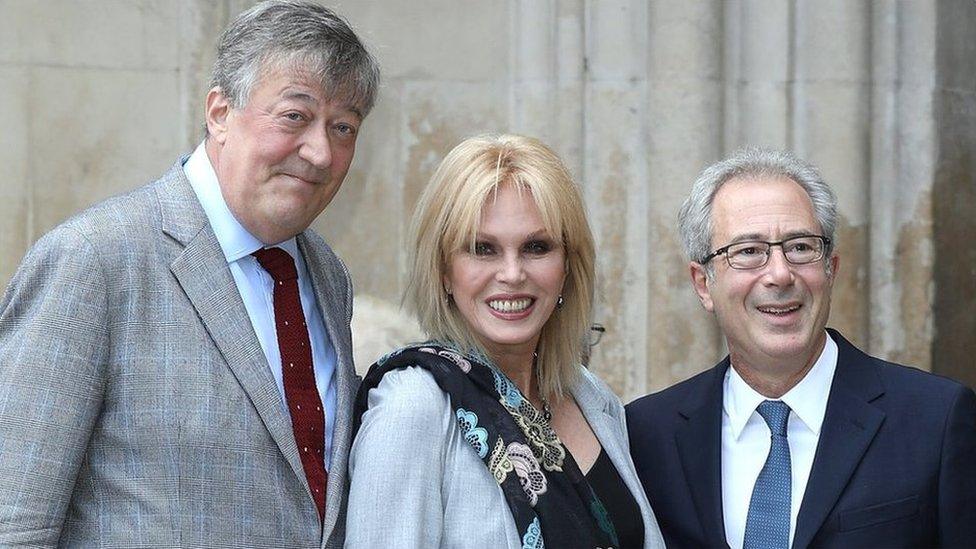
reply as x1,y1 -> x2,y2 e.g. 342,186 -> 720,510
783,236 -> 825,264
726,242 -> 770,269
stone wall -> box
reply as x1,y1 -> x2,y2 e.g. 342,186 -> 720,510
2,0 -> 973,397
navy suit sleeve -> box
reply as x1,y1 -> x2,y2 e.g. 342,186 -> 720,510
939,383 -> 976,547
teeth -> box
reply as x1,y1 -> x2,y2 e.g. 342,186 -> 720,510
759,305 -> 800,314
489,298 -> 532,313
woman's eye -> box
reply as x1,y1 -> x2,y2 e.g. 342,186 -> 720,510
523,240 -> 552,254
473,242 -> 494,256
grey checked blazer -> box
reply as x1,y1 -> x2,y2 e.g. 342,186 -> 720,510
0,160 -> 359,548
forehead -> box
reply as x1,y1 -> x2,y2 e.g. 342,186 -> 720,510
480,184 -> 546,230
710,175 -> 819,241
249,63 -> 362,116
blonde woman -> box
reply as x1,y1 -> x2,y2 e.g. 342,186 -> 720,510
345,135 -> 664,549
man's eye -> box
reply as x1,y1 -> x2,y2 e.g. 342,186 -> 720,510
788,242 -> 812,253
474,242 -> 494,256
284,112 -> 306,122
335,123 -> 358,136
735,246 -> 761,256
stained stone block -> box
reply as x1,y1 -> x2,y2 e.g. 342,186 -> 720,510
338,0 -> 509,82
794,0 -> 870,81
29,67 -> 182,238
0,0 -> 179,69
647,0 -> 723,80
0,68 -> 30,288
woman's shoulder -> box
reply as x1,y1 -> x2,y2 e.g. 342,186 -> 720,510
367,365 -> 447,410
574,367 -> 625,413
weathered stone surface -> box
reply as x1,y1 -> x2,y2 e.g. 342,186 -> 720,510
0,0 -> 179,69
932,0 -> 976,387
0,67 -> 29,285
28,67 -> 182,237
351,294 -> 424,375
2,0 -> 974,397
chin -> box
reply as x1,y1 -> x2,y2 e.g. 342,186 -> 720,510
757,332 -> 820,359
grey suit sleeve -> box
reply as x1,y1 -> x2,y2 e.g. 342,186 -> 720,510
0,228 -> 109,545
939,383 -> 976,547
345,367 -> 452,549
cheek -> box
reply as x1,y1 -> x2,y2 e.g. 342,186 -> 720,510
445,259 -> 484,298
533,258 -> 568,294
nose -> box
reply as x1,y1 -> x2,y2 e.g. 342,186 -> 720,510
299,125 -> 333,170
762,245 -> 795,287
496,252 -> 526,285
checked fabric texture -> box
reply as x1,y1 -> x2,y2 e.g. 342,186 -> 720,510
743,400 -> 792,549
253,247 -> 327,520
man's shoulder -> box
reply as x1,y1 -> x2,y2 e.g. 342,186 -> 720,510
626,363 -> 722,418
862,354 -> 973,415
49,160 -> 187,246
833,329 -> 971,402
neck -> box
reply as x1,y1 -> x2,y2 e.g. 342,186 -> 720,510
729,335 -> 826,399
489,346 -> 542,407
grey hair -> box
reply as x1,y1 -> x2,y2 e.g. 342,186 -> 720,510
210,0 -> 380,116
677,147 -> 838,265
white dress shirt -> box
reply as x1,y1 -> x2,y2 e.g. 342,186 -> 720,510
183,142 -> 338,469
721,332 -> 838,549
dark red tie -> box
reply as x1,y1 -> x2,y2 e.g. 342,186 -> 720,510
252,247 -> 327,520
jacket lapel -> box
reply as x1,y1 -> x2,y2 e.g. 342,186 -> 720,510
158,165 -> 308,492
298,234 -> 357,544
675,361 -> 729,547
793,330 -> 885,549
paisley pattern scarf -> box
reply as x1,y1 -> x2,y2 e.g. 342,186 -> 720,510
353,343 -> 619,549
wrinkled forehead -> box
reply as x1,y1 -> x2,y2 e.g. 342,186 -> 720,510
710,175 -> 820,241
251,53 -> 367,116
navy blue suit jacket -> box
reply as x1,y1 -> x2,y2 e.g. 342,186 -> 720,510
626,329 -> 976,548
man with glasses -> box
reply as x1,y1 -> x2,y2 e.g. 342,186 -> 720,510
626,148 -> 975,548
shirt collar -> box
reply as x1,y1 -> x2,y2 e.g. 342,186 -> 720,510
183,141 -> 299,263
724,331 -> 838,440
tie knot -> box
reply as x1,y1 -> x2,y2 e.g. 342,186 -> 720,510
756,400 -> 790,437
252,247 -> 298,282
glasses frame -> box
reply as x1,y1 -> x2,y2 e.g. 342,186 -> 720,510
701,234 -> 831,270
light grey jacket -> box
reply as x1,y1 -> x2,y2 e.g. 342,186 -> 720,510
346,366 -> 666,549
0,161 -> 358,548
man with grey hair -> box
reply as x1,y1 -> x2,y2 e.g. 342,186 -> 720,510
0,1 -> 378,546
627,148 -> 975,548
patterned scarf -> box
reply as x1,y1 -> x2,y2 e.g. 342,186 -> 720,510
353,343 -> 619,549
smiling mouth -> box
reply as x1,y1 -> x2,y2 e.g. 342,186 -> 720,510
757,304 -> 802,315
488,298 -> 534,313
282,173 -> 322,185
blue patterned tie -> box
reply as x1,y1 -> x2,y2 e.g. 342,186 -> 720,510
743,400 -> 792,549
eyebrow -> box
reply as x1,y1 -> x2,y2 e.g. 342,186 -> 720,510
474,229 -> 553,241
280,90 -> 363,119
281,90 -> 319,104
726,229 -> 819,243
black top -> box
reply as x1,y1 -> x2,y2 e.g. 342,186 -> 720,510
585,448 -> 645,549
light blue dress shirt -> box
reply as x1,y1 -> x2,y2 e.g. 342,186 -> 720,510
183,142 -> 338,469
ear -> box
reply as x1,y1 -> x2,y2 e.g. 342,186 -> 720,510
690,262 -> 714,312
442,272 -> 452,295
827,252 -> 840,284
205,87 -> 232,144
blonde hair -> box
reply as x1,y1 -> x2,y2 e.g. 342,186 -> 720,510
406,134 -> 596,398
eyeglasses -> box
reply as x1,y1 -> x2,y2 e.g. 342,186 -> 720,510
702,235 -> 831,270
587,323 -> 606,348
